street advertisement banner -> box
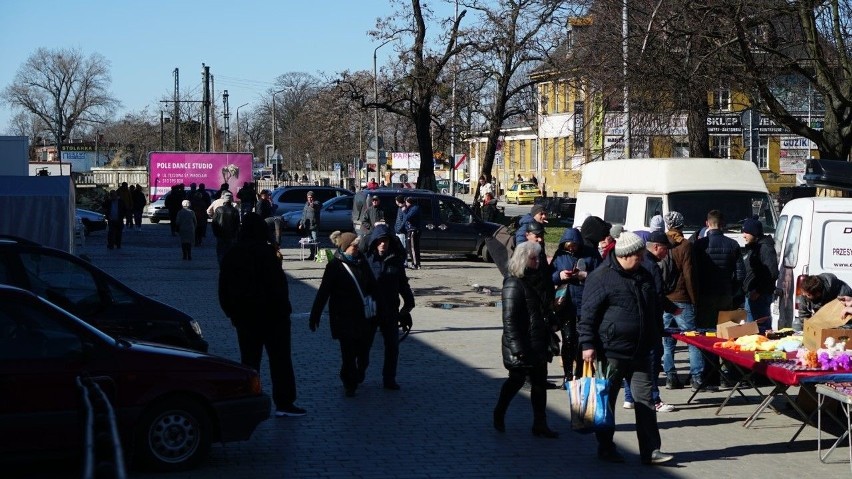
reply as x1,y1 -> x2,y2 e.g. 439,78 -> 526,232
148,152 -> 253,201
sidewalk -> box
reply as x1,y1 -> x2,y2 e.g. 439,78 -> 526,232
69,224 -> 852,477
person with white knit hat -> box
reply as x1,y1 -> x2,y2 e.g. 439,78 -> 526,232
578,230 -> 674,465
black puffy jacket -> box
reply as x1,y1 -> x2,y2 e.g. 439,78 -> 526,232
310,250 -> 378,340
501,270 -> 553,369
693,229 -> 745,297
579,255 -> 660,360
742,235 -> 778,296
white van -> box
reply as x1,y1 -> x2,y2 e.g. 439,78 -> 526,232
771,197 -> 852,330
574,158 -> 777,244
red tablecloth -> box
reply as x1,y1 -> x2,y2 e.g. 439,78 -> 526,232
673,333 -> 849,387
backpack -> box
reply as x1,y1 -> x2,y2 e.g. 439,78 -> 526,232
658,252 -> 679,294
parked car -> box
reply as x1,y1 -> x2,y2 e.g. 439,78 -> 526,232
351,189 -> 501,260
0,236 -> 208,352
145,189 -> 217,223
436,179 -> 469,194
75,208 -> 107,235
504,182 -> 540,204
0,284 -> 270,471
281,195 -> 354,233
268,185 -> 353,216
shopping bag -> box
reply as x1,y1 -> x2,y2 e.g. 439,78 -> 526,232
565,361 -> 614,433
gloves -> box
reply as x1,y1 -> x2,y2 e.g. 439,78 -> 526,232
309,318 -> 319,332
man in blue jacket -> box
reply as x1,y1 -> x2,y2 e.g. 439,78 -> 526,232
515,204 -> 548,245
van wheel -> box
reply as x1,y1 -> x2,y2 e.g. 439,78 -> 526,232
150,218 -> 160,224
134,397 -> 212,472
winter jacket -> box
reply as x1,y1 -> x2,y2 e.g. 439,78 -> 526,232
550,227 -> 601,319
212,203 -> 240,240
579,254 -> 660,360
299,200 -> 321,231
218,220 -> 291,323
175,208 -> 197,244
799,273 -> 852,320
362,205 -> 384,235
394,206 -> 406,234
514,213 -> 537,245
131,189 -> 146,212
481,198 -> 498,223
641,250 -> 678,315
402,204 -> 421,232
665,228 -> 697,304
742,235 -> 778,296
501,269 -> 554,369
366,224 -> 415,326
693,229 -> 745,297
310,249 -> 378,340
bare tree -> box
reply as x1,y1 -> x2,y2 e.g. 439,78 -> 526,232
1,47 -> 119,159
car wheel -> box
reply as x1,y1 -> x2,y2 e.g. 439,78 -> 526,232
134,397 -> 212,472
482,244 -> 493,263
150,218 -> 160,224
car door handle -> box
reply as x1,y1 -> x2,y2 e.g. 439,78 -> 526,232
438,224 -> 448,231
425,223 -> 435,230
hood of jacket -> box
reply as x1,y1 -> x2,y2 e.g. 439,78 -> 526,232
368,223 -> 393,250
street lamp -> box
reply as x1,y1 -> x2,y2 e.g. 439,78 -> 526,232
373,37 -> 396,185
235,103 -> 249,152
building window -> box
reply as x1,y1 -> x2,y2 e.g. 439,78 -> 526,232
673,138 -> 689,157
712,87 -> 731,111
757,137 -> 768,170
519,140 -> 526,170
710,136 -> 730,159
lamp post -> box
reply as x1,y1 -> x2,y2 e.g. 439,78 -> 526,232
271,89 -> 289,179
373,37 -> 396,185
235,103 -> 249,152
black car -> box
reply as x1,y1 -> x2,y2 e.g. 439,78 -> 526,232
0,236 -> 208,352
351,189 -> 501,260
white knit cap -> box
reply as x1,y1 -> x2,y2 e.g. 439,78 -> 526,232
614,231 -> 645,257
649,215 -> 665,232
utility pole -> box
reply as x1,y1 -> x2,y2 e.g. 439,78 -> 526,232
173,68 -> 180,150
622,0 -> 631,158
223,90 -> 230,151
203,64 -> 211,152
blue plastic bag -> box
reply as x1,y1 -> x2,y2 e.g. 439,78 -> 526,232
565,361 -> 614,433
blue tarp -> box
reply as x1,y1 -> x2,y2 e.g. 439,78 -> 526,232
0,175 -> 75,253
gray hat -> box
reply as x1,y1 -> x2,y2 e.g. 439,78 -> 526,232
530,205 -> 546,217
610,224 -> 624,239
665,211 -> 684,229
650,215 -> 665,232
614,231 -> 645,257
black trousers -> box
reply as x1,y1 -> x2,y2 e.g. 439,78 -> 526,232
595,353 -> 662,461
559,314 -> 581,380
406,230 -> 421,267
495,363 -> 548,426
235,318 -> 296,409
377,319 -> 400,384
107,220 -> 123,248
339,333 -> 375,391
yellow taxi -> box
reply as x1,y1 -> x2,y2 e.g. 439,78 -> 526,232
504,182 -> 540,204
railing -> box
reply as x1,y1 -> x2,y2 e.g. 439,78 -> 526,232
77,376 -> 127,479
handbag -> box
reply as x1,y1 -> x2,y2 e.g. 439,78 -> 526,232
341,263 -> 377,319
564,361 -> 614,433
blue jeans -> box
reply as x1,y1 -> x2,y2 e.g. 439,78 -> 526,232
662,302 -> 704,381
745,293 -> 772,333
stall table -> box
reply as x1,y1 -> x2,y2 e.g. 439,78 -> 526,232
816,383 -> 852,472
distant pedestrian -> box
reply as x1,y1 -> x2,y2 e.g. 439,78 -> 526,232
104,190 -> 126,250
479,176 -> 494,197
206,183 -> 230,217
189,184 -> 210,246
130,184 -> 146,230
365,224 -> 415,390
493,241 -> 559,439
298,190 -> 321,261
212,192 -> 240,265
402,197 -> 421,269
237,181 -> 257,219
393,195 -> 408,260
219,213 -> 305,418
361,195 -> 384,239
367,178 -> 379,190
118,182 -> 134,229
165,184 -> 186,236
309,231 -> 378,397
481,193 -> 498,223
741,218 -> 778,333
175,200 -> 197,260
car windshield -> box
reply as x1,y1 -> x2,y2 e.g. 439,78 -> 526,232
668,191 -> 776,234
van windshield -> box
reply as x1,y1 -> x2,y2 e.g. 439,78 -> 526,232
668,191 -> 776,234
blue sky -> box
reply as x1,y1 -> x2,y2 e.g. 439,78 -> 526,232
0,0 -> 457,134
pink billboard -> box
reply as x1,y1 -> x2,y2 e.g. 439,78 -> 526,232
148,152 -> 254,201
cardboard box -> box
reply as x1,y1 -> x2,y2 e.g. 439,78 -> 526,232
802,299 -> 852,351
716,309 -> 759,339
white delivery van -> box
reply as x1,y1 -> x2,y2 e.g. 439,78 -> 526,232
771,197 -> 852,331
574,158 -> 777,244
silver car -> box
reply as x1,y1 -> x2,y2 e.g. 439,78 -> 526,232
281,195 -> 354,233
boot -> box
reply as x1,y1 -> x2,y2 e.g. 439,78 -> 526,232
307,243 -> 316,261
531,422 -> 559,439
665,373 -> 683,390
492,407 -> 505,432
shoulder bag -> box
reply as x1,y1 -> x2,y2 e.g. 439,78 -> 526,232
341,262 -> 377,319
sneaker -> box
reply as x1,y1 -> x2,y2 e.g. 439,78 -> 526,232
622,401 -> 634,409
274,405 -> 307,417
642,449 -> 674,465
665,374 -> 683,390
655,401 -> 676,412
598,448 -> 626,463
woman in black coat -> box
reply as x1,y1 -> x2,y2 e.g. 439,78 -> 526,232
493,241 -> 559,438
309,230 -> 379,397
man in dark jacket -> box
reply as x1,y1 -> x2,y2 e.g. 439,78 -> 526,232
693,210 -> 745,329
579,215 -> 611,259
480,193 -> 498,223
799,273 -> 852,321
365,224 -> 415,389
218,213 -> 304,417
741,218 -> 778,333
402,197 -> 422,269
298,191 -> 321,260
515,204 -> 548,245
579,231 -> 673,465
212,192 -> 240,265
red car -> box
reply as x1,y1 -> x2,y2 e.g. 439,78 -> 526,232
0,285 -> 270,472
